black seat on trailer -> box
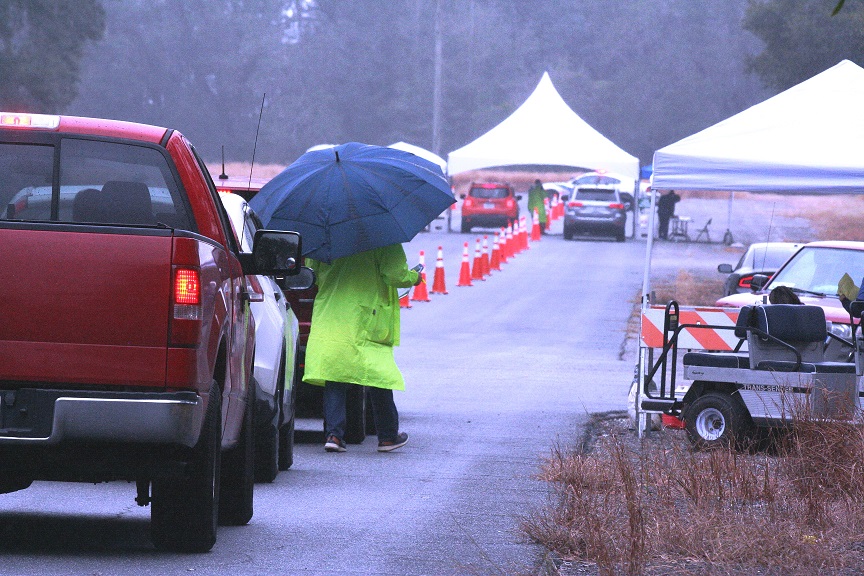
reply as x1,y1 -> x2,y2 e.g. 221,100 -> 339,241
682,306 -> 753,369
749,304 -> 826,370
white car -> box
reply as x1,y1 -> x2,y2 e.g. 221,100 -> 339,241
219,192 -> 300,482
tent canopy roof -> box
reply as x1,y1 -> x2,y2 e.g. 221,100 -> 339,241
388,141 -> 447,171
652,60 -> 864,194
447,72 -> 639,180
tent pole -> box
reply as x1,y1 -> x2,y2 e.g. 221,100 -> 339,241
723,191 -> 735,245
637,187 -> 659,438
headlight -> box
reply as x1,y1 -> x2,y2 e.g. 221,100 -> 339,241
827,322 -> 852,340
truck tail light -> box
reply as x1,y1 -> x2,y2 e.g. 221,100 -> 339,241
245,275 -> 266,302
608,203 -> 625,209
174,268 -> 201,319
170,237 -> 204,346
568,201 -> 583,208
463,197 -> 474,208
505,198 -> 514,209
738,274 -> 754,289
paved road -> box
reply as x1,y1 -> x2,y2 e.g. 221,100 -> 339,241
0,222 -> 642,575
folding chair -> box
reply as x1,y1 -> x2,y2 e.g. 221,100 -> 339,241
694,218 -> 712,242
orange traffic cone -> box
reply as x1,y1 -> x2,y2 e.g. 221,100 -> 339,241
480,235 -> 491,277
490,232 -> 501,271
531,209 -> 541,242
457,242 -> 472,287
498,228 -> 509,263
400,291 -> 412,308
411,250 -> 430,302
431,245 -> 448,294
471,237 -> 484,281
506,224 -> 515,258
520,215 -> 529,250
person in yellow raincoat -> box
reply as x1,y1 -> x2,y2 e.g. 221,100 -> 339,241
304,243 -> 421,453
527,179 -> 547,233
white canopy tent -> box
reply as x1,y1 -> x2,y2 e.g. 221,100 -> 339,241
652,59 -> 864,194
447,72 -> 639,181
644,59 -> 864,306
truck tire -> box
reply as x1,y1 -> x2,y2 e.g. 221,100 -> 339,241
151,381 -> 221,553
563,227 -> 574,240
344,384 -> 366,444
219,387 -> 255,526
255,351 -> 285,483
461,221 -> 471,234
683,391 -> 752,450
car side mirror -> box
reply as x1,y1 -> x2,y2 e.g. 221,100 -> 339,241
277,266 -> 316,291
561,195 -> 569,202
459,193 -> 466,199
750,274 -> 770,292
247,230 -> 302,276
515,195 -> 523,201
717,264 -> 733,274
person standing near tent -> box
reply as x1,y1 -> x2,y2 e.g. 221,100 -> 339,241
527,179 -> 547,233
304,243 -> 421,453
656,189 -> 680,240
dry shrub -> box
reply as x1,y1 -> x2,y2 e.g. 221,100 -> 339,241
779,195 -> 864,241
526,414 -> 864,575
653,269 -> 724,307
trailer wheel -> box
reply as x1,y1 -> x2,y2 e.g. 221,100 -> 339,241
684,392 -> 751,450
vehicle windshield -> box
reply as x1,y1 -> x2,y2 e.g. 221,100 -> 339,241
768,247 -> 864,296
574,189 -> 616,202
573,174 -> 621,186
740,244 -> 798,270
469,187 -> 508,199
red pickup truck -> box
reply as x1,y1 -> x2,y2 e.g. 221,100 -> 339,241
0,112 -> 305,552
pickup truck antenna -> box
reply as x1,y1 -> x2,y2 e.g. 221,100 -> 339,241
219,145 -> 228,180
248,94 -> 266,191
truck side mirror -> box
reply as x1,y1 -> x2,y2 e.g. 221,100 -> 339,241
248,230 -> 302,276
277,266 -> 316,291
750,274 -> 770,292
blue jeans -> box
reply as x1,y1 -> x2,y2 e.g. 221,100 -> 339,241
323,382 -> 399,442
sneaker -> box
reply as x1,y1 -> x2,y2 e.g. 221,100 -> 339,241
377,432 -> 409,452
324,435 -> 346,453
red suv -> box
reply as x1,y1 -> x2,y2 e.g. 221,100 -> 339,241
460,182 -> 520,233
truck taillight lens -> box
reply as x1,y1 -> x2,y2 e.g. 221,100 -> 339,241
738,275 -> 754,289
505,198 -> 514,209
568,201 -> 583,208
174,268 -> 201,321
175,269 -> 200,305
463,197 -> 473,207
246,275 -> 266,302
608,203 -> 625,209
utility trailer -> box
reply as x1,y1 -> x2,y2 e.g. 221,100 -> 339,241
636,302 -> 859,448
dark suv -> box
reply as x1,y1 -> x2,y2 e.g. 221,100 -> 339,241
563,185 -> 627,242
460,182 -> 520,233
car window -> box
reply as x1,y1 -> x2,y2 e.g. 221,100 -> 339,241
469,187 -> 508,199
0,143 -> 54,220
574,189 -> 616,202
770,247 -> 864,295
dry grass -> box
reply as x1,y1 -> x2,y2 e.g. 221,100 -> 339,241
525,413 -> 864,576
653,270 -> 725,308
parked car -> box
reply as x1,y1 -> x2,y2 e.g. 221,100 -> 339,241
717,242 -> 803,296
563,185 -> 627,241
214,175 -> 270,202
460,182 -> 520,233
219,192 -> 299,481
716,241 -> 864,361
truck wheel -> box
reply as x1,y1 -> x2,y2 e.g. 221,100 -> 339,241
344,384 -> 366,444
278,366 -> 297,471
151,381 -> 221,553
616,230 -> 626,242
563,227 -> 573,240
255,352 -> 285,483
683,392 -> 752,450
461,221 -> 471,234
219,387 -> 255,526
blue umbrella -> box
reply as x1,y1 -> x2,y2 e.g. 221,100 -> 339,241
250,142 -> 455,264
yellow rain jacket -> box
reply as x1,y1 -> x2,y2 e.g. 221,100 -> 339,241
527,183 -> 547,224
303,244 -> 420,390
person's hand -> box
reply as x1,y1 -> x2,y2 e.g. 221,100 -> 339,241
413,273 -> 423,286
